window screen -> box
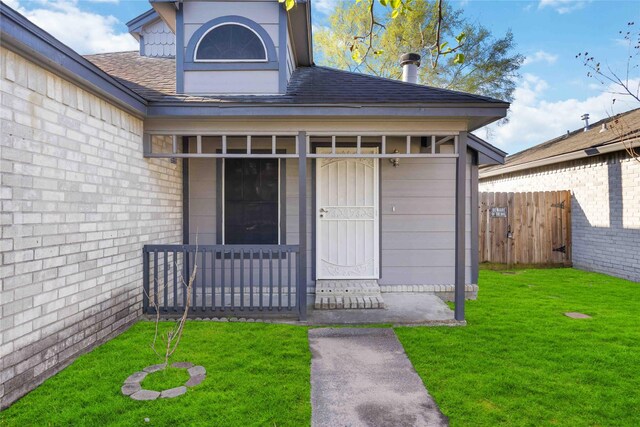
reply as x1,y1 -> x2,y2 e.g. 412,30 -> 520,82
196,24 -> 267,61
224,158 -> 279,244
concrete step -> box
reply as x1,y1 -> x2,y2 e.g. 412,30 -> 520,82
314,280 -> 384,309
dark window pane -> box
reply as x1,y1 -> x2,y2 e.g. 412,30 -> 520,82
225,158 -> 279,244
196,24 -> 267,60
259,160 -> 279,201
225,159 -> 244,201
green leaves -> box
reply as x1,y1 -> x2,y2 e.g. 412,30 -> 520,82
349,43 -> 362,62
454,53 -> 465,64
380,0 -> 404,18
278,0 -> 295,11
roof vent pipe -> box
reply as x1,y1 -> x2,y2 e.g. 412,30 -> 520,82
581,113 -> 590,132
400,53 -> 421,84
600,123 -> 607,133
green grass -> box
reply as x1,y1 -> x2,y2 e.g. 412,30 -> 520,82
0,322 -> 311,427
2,269 -> 638,427
141,368 -> 191,392
396,269 -> 640,427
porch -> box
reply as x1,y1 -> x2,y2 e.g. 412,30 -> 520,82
142,130 -> 477,321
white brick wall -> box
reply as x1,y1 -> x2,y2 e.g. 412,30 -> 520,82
479,152 -> 640,282
0,47 -> 183,408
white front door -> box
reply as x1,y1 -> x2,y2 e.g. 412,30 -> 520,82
316,147 -> 379,279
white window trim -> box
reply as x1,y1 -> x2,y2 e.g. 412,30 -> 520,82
221,158 -> 281,245
194,22 -> 269,63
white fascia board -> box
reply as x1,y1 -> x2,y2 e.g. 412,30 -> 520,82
151,1 -> 177,34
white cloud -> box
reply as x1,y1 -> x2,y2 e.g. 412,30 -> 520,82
538,0 -> 588,14
522,50 -> 558,66
539,0 -> 589,14
7,0 -> 137,54
614,37 -> 633,48
313,0 -> 339,16
3,0 -> 21,9
482,73 -> 640,154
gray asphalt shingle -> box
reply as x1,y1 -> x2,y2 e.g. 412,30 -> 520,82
85,51 -> 505,105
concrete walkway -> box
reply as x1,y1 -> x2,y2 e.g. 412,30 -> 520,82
308,293 -> 459,326
309,328 -> 448,427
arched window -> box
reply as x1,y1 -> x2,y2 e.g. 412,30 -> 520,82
195,23 -> 267,62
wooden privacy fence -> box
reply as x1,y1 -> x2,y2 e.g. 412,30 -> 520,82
479,191 -> 572,265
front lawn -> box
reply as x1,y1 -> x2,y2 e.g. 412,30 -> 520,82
2,269 -> 638,426
396,269 -> 640,426
0,322 -> 310,427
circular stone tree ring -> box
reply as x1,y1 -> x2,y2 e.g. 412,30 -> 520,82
122,362 -> 207,401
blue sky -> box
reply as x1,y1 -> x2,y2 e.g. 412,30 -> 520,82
5,0 -> 639,154
450,0 -> 638,102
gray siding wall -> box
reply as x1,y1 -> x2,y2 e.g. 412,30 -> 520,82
480,151 -> 640,282
187,138 -> 313,285
182,0 -> 282,95
380,150 -> 472,286
286,28 -> 295,80
188,139 -> 473,288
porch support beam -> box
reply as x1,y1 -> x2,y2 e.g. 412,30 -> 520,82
143,133 -> 151,156
471,151 -> 479,285
145,153 -> 300,159
307,154 -> 457,159
182,137 -> 190,245
455,132 -> 467,321
297,131 -> 308,320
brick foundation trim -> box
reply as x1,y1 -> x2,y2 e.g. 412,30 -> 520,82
1,298 -> 140,409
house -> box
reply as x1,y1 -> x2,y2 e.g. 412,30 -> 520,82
0,0 -> 507,408
480,109 -> 640,282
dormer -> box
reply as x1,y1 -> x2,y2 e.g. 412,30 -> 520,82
128,0 -> 312,96
127,9 -> 176,58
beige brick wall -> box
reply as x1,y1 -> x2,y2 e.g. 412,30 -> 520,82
0,47 -> 183,408
479,151 -> 640,282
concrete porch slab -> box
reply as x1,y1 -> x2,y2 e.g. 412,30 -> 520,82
309,328 -> 448,427
307,293 -> 460,326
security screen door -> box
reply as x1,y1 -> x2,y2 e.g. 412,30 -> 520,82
316,147 -> 379,279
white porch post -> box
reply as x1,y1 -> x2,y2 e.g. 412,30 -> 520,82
455,132 -> 468,321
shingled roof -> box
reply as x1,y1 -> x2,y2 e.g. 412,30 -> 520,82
481,108 -> 640,175
84,51 -> 505,105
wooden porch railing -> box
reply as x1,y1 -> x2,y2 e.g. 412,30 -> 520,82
143,244 -> 302,318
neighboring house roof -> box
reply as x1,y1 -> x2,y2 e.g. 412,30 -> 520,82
481,108 -> 640,178
84,51 -> 505,105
